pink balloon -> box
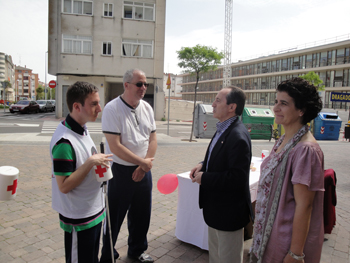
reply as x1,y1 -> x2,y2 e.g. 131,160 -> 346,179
157,174 -> 178,194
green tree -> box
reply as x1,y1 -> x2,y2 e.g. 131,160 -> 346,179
177,45 -> 224,142
36,84 -> 44,99
1,81 -> 11,102
4,80 -> 12,88
49,88 -> 56,100
299,71 -> 325,91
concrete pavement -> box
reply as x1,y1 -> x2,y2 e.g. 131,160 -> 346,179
0,119 -> 350,262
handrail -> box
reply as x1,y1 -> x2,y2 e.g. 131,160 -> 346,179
233,33 -> 350,62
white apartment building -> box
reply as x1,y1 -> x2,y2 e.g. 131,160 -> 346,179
0,52 -> 15,101
48,0 -> 166,119
180,36 -> 350,110
15,66 -> 38,101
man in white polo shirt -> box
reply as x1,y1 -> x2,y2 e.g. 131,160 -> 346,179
100,69 -> 157,263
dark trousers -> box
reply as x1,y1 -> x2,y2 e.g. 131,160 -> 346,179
64,222 -> 101,263
100,163 -> 152,262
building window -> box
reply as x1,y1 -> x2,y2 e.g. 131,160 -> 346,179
104,3 -> 113,17
334,70 -> 343,87
312,53 -> 319,68
62,35 -> 92,54
336,49 -> 345,65
123,1 -> 155,21
292,56 -> 300,70
102,42 -> 112,55
122,39 -> 153,58
320,52 -> 327,67
305,54 -> 313,69
63,0 -> 93,15
345,48 -> 350,64
281,59 -> 288,71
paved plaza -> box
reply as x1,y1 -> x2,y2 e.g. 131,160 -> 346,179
0,119 -> 349,262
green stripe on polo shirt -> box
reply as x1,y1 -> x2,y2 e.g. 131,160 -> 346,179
60,211 -> 106,233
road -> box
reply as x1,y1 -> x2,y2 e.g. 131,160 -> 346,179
0,110 -> 349,262
0,111 -> 193,139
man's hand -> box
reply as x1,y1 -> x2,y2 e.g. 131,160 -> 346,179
56,153 -> 113,194
89,153 -> 113,168
189,163 -> 202,179
191,171 -> 203,185
132,166 -> 146,182
139,157 -> 154,172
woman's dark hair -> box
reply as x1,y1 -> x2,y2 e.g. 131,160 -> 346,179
276,77 -> 322,124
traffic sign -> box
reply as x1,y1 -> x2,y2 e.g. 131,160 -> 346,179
49,80 -> 57,88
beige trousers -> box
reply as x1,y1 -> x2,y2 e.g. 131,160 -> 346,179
208,226 -> 244,263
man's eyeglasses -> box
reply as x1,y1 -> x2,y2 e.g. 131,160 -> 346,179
128,82 -> 149,88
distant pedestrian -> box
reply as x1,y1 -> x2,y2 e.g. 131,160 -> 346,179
50,81 -> 112,263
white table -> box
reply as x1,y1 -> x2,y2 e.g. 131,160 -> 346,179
175,156 -> 262,250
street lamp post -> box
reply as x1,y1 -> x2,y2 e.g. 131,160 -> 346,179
16,80 -> 19,101
0,73 -> 5,113
0,82 -> 6,113
45,51 -> 48,100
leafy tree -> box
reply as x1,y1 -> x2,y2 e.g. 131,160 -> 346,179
36,84 -> 44,99
1,81 -> 11,101
4,80 -> 12,88
49,88 -> 56,100
299,71 -> 325,91
177,45 -> 224,142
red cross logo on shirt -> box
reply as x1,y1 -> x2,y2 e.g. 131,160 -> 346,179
95,165 -> 107,178
7,179 -> 18,195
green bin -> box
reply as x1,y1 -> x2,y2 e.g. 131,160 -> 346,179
242,107 -> 274,140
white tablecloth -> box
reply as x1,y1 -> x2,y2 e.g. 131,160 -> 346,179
175,156 -> 262,250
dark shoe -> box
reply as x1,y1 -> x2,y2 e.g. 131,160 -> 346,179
132,253 -> 154,263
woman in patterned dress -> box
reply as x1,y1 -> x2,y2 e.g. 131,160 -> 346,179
251,77 -> 324,263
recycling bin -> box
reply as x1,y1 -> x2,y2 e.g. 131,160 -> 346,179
242,107 -> 274,140
344,123 -> 350,141
313,112 -> 342,140
194,104 -> 217,139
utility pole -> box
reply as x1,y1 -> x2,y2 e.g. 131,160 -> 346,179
223,0 -> 233,87
45,51 -> 48,100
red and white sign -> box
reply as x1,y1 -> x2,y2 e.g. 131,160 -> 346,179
203,122 -> 207,131
320,126 -> 325,134
49,80 -> 57,88
248,127 -> 251,133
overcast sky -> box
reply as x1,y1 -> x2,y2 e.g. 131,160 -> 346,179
1,0 -> 350,82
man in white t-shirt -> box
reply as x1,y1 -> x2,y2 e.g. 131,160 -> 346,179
100,69 -> 157,263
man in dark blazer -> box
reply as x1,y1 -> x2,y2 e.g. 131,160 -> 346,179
190,86 -> 253,263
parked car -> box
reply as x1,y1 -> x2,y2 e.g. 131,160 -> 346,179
9,100 -> 40,114
37,100 -> 54,112
49,100 -> 55,111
